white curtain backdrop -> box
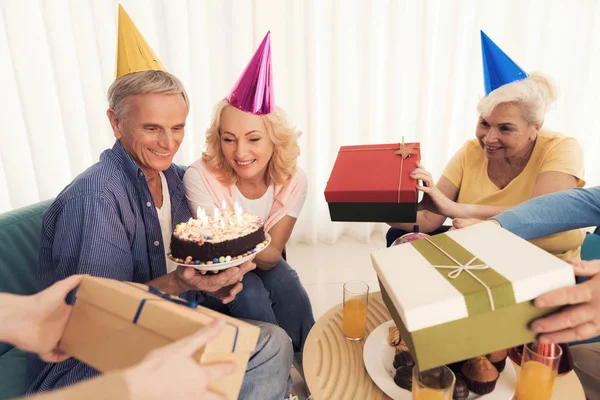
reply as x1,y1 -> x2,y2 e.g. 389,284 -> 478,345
1,0 -> 599,245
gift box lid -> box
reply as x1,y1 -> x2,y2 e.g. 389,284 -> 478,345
371,222 -> 575,332
325,143 -> 420,203
74,276 -> 260,353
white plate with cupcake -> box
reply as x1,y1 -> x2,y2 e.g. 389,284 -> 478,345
363,320 -> 517,399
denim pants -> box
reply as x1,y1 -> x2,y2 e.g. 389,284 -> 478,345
238,320 -> 294,400
204,257 -> 315,366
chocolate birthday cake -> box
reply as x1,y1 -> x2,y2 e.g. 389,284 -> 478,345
169,206 -> 266,266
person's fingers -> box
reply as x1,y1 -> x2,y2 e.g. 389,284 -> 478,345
531,304 -> 595,333
409,170 -> 432,180
40,349 -> 71,363
534,283 -> 593,308
181,266 -> 197,280
537,322 -> 599,344
409,168 -> 427,175
199,268 -> 240,292
239,260 -> 256,275
452,218 -> 482,229
452,218 -> 466,229
176,319 -> 227,355
221,283 -> 243,305
416,184 -> 432,193
214,268 -> 242,287
572,260 -> 600,277
44,275 -> 86,301
199,362 -> 238,384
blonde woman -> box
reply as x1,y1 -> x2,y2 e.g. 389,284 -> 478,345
184,98 -> 313,367
184,33 -> 314,369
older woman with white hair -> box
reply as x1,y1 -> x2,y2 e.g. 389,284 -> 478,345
387,71 -> 585,260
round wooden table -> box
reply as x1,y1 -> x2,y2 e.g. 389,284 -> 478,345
304,291 -> 586,400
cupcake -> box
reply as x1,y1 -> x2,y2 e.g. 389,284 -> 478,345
393,366 -> 413,390
461,356 -> 499,395
446,360 -> 465,374
395,339 -> 409,353
393,351 -> 415,369
388,325 -> 401,346
486,349 -> 508,372
452,374 -> 469,400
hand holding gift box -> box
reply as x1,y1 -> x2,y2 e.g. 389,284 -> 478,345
325,141 -> 421,222
371,221 -> 575,371
59,276 -> 260,400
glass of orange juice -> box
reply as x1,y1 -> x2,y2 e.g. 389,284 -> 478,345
412,366 -> 455,400
516,342 -> 562,400
342,280 -> 369,340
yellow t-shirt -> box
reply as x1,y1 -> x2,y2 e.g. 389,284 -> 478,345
442,131 -> 586,260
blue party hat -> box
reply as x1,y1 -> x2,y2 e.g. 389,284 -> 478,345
480,30 -> 528,95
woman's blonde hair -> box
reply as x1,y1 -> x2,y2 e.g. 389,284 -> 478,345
202,99 -> 301,186
477,72 -> 558,127
107,70 -> 189,118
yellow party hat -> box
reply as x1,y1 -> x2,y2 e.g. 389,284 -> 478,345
115,4 -> 165,78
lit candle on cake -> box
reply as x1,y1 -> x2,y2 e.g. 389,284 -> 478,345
234,202 -> 243,226
196,208 -> 206,237
221,200 -> 231,226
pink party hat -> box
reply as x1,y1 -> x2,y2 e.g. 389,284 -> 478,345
227,32 -> 274,115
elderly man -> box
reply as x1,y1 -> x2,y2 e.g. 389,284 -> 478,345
27,7 -> 293,399
27,68 -> 293,399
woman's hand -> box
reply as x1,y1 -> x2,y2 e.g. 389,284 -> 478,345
125,319 -> 236,400
410,163 -> 460,218
5,275 -> 85,362
531,259 -> 600,343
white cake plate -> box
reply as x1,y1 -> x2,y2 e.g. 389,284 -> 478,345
168,233 -> 271,272
363,320 -> 516,400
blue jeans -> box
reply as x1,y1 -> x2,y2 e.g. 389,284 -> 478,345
239,320 -> 294,400
206,257 -> 315,365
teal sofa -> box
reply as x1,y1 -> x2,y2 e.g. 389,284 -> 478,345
0,200 -> 51,400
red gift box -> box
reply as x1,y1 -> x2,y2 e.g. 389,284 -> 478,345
324,142 -> 420,222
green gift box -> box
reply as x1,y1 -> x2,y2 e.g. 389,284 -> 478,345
371,221 -> 575,370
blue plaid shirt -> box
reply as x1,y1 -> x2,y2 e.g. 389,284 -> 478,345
28,140 -> 197,393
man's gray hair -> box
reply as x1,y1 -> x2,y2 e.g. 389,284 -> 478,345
107,70 -> 189,118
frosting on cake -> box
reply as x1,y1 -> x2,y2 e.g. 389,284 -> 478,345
173,209 -> 263,244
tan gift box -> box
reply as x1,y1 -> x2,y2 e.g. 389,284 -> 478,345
59,276 -> 260,400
